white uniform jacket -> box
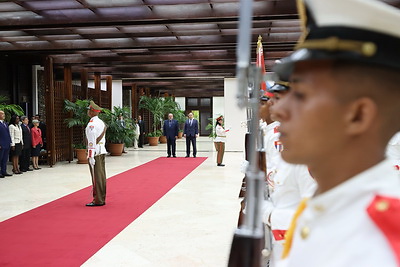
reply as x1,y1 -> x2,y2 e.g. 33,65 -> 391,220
85,116 -> 107,158
214,125 -> 227,143
279,159 -> 400,267
386,131 -> 400,169
263,121 -> 281,190
9,124 -> 23,146
263,161 -> 317,234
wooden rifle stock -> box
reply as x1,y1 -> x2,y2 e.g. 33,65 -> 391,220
228,230 -> 264,267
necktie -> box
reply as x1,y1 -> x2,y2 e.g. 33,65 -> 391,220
169,120 -> 171,126
190,119 -> 192,125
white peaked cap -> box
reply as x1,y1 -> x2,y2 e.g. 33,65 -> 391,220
273,0 -> 400,81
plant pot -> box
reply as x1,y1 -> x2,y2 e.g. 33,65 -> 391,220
108,143 -> 124,156
148,136 -> 159,146
75,148 -> 87,164
178,132 -> 183,139
159,135 -> 167,143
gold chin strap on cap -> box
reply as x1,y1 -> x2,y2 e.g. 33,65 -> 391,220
296,37 -> 377,57
281,198 -> 309,259
276,81 -> 290,87
296,0 -> 308,44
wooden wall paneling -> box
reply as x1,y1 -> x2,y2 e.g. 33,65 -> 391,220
94,72 -> 101,105
81,69 -> 88,100
100,90 -> 109,110
64,64 -> 73,162
131,84 -> 137,119
53,81 -> 69,163
106,76 -> 112,109
44,56 -> 55,166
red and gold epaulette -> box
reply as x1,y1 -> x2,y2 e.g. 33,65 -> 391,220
274,126 -> 279,133
89,119 -> 93,122
367,195 -> 400,265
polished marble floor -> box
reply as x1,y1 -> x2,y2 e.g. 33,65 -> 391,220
0,137 -> 244,267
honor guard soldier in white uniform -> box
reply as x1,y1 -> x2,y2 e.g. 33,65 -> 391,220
262,82 -> 317,266
264,82 -> 286,191
85,101 -> 107,207
271,0 -> 400,266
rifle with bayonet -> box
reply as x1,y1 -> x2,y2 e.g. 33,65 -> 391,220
227,0 -> 268,265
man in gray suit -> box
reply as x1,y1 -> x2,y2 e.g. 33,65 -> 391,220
184,112 -> 199,158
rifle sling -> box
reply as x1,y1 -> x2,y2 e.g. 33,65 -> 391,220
96,127 -> 107,144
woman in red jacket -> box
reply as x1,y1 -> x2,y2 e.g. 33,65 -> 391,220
31,119 -> 43,170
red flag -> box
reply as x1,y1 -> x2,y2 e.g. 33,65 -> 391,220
256,35 -> 267,91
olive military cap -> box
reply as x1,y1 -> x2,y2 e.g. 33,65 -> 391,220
88,100 -> 102,112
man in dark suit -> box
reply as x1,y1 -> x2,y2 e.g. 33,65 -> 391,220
19,116 -> 33,172
163,113 -> 179,158
184,112 -> 199,158
0,110 -> 12,178
138,115 -> 146,148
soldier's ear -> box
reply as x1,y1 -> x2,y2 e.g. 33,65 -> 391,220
344,97 -> 377,136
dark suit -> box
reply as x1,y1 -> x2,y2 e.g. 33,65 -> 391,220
184,119 -> 198,157
0,121 -> 12,175
138,119 -> 145,148
163,119 -> 179,157
20,123 -> 32,171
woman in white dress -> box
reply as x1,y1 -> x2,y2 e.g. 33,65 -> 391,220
133,118 -> 140,149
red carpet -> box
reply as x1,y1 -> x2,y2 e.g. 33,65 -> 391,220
0,157 -> 207,266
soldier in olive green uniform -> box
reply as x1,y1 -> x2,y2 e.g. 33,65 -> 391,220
85,101 -> 107,207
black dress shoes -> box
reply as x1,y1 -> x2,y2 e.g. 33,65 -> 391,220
167,155 -> 171,158
193,155 -> 196,158
173,155 -> 176,158
0,175 -> 4,178
3,173 -> 12,176
185,156 -> 189,158
86,202 -> 105,207
217,163 -> 225,167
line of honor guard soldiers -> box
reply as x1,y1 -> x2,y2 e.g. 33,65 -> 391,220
236,0 -> 400,266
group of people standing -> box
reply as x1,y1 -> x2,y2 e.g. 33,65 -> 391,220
0,111 -> 44,178
162,112 -> 229,167
116,114 -> 146,150
162,112 -> 197,158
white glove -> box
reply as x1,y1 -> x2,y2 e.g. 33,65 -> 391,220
89,157 -> 95,167
240,160 -> 249,174
261,200 -> 274,225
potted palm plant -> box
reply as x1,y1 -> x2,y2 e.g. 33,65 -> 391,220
0,95 -> 24,121
139,96 -> 178,146
100,106 -> 135,155
64,99 -> 90,163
